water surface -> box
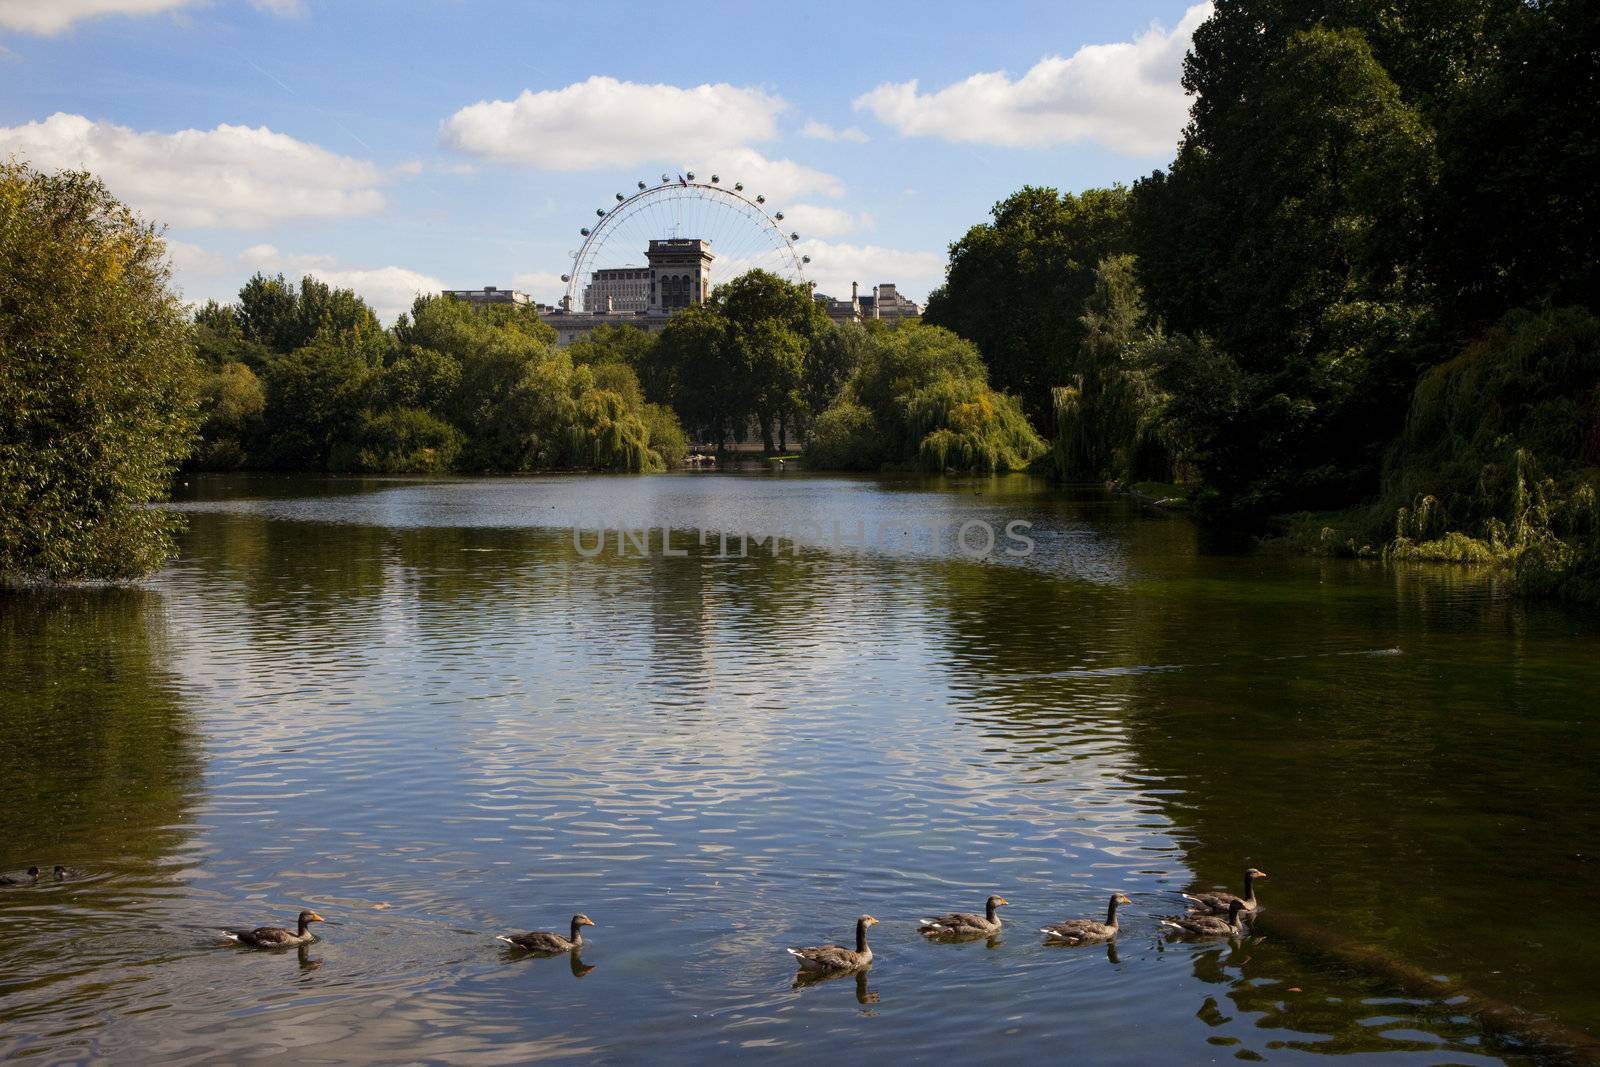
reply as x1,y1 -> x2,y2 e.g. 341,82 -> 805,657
2,472 -> 1597,1064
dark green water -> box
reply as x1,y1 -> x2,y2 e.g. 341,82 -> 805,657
2,472 -> 1597,1064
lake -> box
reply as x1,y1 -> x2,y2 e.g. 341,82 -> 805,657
2,471 -> 1598,1064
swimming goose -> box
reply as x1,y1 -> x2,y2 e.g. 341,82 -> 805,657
787,915 -> 878,973
1185,868 -> 1266,916
1,866 -> 40,885
1041,893 -> 1133,945
223,910 -> 325,947
920,895 -> 1008,937
1161,898 -> 1247,937
498,914 -> 594,954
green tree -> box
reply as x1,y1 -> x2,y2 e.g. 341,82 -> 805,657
193,362 -> 265,470
925,185 -> 1131,422
1134,25 -> 1439,514
1050,255 -> 1175,484
648,303 -> 742,446
0,164 -> 201,581
807,322 -> 1044,474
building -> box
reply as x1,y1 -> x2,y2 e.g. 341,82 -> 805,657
443,286 -> 530,306
814,281 -> 922,325
583,267 -> 651,313
531,238 -> 718,346
645,238 -> 713,311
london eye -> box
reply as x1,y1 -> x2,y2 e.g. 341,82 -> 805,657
561,173 -> 809,311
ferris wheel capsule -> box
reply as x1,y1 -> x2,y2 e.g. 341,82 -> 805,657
711,174 -> 720,183
774,212 -> 784,221
561,274 -> 571,283
580,227 -> 590,236
637,180 -> 646,190
615,193 -> 625,202
802,255 -> 811,264
734,182 -> 744,191
686,171 -> 695,181
661,173 -> 671,183
790,232 -> 799,241
756,195 -> 765,204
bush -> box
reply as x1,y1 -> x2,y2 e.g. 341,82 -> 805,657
806,401 -> 883,471
0,164 -> 201,581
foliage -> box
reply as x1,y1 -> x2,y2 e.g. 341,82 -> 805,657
0,163 -> 201,582
924,185 -> 1131,422
188,281 -> 680,474
1048,255 -> 1176,484
805,401 -> 884,472
1133,25 -> 1440,517
806,322 -> 1044,474
192,362 -> 265,470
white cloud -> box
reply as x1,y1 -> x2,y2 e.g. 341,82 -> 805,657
0,0 -> 196,34
0,0 -> 299,34
697,146 -> 841,201
782,203 -> 871,238
441,76 -> 787,171
168,240 -> 446,324
439,76 -> 844,201
0,112 -> 387,228
800,120 -> 869,144
853,3 -> 1210,156
796,239 -> 946,305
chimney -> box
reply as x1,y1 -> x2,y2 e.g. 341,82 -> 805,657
851,280 -> 859,305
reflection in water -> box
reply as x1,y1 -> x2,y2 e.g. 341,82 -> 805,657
1,472 -> 1596,1064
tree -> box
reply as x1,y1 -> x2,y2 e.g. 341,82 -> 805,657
0,164 -> 201,581
807,322 -> 1044,474
925,185 -> 1131,422
1133,25 -> 1439,514
648,304 -> 742,446
1050,255 -> 1175,484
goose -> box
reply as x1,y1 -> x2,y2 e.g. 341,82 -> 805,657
1041,893 -> 1133,945
498,914 -> 594,954
223,910 -> 325,948
1,866 -> 40,885
787,915 -> 878,973
1185,868 -> 1266,916
920,894 -> 1008,937
1161,898 -> 1248,937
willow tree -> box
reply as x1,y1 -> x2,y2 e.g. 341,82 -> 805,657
0,164 -> 200,582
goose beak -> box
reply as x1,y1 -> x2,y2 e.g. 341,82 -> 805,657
308,913 -> 326,923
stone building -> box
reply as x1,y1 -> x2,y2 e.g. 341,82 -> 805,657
442,286 -> 530,306
583,267 -> 651,313
814,281 -> 922,325
645,238 -> 713,311
531,238 -> 718,345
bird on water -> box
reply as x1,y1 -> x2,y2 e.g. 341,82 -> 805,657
919,894 -> 1008,938
1161,898 -> 1248,937
222,910 -> 326,948
1041,893 -> 1133,945
1184,868 -> 1267,917
497,914 -> 595,954
787,915 -> 879,973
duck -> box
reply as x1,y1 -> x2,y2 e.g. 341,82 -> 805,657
1160,898 -> 1247,937
53,865 -> 85,882
787,915 -> 878,973
497,913 -> 594,954
1,866 -> 40,885
1184,867 -> 1267,916
1041,892 -> 1133,945
919,894 -> 1008,937
222,910 -> 325,948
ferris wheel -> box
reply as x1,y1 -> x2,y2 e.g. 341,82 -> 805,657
561,172 -> 809,311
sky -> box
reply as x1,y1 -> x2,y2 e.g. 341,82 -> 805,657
0,0 -> 1209,322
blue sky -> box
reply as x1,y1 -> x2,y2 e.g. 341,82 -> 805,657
0,0 -> 1207,321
